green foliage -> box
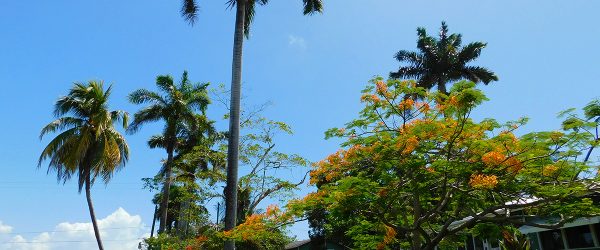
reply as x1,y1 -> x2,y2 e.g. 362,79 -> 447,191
584,99 -> 600,120
499,229 -> 530,250
139,88 -> 307,248
471,223 -> 502,241
142,231 -> 222,250
294,77 -> 600,250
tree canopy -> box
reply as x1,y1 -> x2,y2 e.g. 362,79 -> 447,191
290,77 -> 600,250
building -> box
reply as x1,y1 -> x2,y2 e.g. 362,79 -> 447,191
285,239 -> 346,250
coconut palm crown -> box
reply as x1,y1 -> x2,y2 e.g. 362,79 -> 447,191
39,81 -> 129,190
390,22 -> 498,94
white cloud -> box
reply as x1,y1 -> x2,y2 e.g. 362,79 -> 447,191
288,35 -> 307,50
0,208 -> 149,250
0,221 -> 12,234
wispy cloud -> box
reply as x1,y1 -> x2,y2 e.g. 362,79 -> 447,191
288,35 -> 307,50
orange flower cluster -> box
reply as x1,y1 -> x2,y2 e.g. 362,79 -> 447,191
377,225 -> 397,250
401,136 -> 419,155
497,132 -> 520,151
225,205 -> 291,242
310,145 -> 375,184
196,235 -> 208,243
398,98 -> 414,110
469,174 -> 498,189
416,101 -> 430,113
542,164 -> 559,176
376,81 -> 388,95
300,191 -> 325,205
481,151 -> 524,173
378,187 -> 389,197
360,93 -> 381,104
265,204 -> 281,218
549,131 -> 564,141
505,157 -> 523,173
310,152 -> 342,184
482,151 -> 505,166
344,144 -> 364,159
447,96 -> 459,106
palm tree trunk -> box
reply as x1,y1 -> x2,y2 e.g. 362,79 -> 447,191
437,78 -> 447,95
224,1 -> 246,249
159,148 -> 174,233
86,174 -> 104,250
177,184 -> 190,236
150,204 -> 157,238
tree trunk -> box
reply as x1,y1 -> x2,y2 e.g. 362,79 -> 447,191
158,147 -> 174,233
86,174 -> 104,250
437,78 -> 447,95
150,204 -> 157,238
224,1 -> 246,249
177,189 -> 190,237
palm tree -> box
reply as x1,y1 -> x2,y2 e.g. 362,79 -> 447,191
390,22 -> 498,94
39,81 -> 129,250
147,114 -> 224,235
178,2 -> 323,247
128,71 -> 209,234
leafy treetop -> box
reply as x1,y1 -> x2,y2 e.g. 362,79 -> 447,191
289,77 -> 600,250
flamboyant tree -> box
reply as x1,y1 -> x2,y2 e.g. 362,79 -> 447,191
291,78 -> 600,249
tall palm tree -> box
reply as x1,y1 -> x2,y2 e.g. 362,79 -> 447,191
128,71 -> 209,234
390,22 -> 498,94
147,114 -> 224,235
178,2 -> 323,247
39,81 -> 129,250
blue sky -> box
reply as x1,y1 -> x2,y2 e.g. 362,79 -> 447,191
1,0 -> 600,248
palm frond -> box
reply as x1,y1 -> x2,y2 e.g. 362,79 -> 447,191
303,0 -> 323,15
244,0 -> 256,37
128,89 -> 166,105
462,66 -> 499,84
451,33 -> 462,48
390,66 -> 425,80
148,135 -> 167,149
38,127 -> 79,168
394,50 -> 423,66
439,21 -> 449,40
54,95 -> 87,118
127,105 -> 164,134
110,110 -> 129,130
155,75 -> 175,95
40,117 -> 84,139
458,42 -> 486,64
181,0 -> 199,25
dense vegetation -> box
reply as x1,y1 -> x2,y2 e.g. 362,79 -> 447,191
34,3 -> 600,249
